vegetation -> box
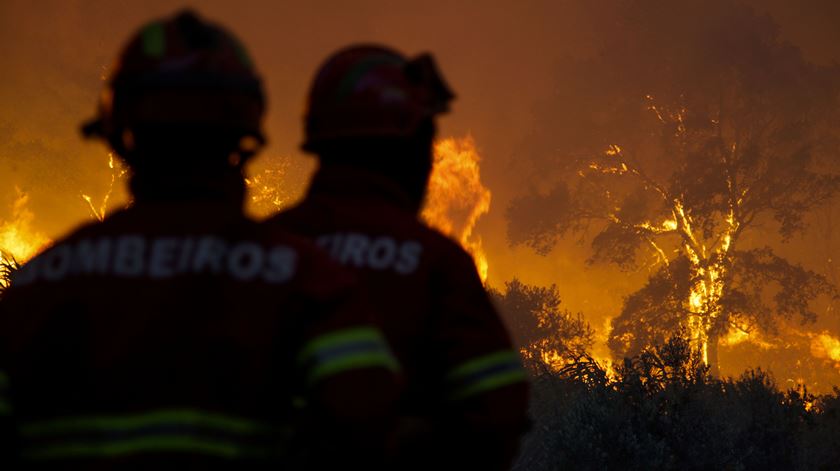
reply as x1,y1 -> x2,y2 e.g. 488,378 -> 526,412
506,0 -> 840,374
0,255 -> 18,299
490,279 -> 594,369
515,334 -> 840,471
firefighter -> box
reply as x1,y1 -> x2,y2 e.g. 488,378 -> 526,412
0,12 -> 400,469
267,45 -> 530,470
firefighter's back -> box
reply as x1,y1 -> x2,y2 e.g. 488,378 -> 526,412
275,169 -> 510,409
268,43 -> 529,471
0,203 -> 378,469
0,12 -> 400,469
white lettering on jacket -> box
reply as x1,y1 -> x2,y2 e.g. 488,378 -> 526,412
12,235 -> 299,286
315,232 -> 422,275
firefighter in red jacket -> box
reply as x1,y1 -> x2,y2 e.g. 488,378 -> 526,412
0,12 -> 399,469
267,45 -> 529,470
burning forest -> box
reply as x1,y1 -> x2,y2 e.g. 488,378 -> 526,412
2,0 -> 840,469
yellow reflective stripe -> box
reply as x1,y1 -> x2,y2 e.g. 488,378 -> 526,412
298,326 -> 387,364
20,409 -> 275,460
450,370 -> 527,400
23,435 -> 267,460
21,409 -> 270,438
447,350 -> 526,400
299,326 -> 400,384
307,351 -> 400,385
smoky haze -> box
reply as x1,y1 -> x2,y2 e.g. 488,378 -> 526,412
1,0 -> 839,389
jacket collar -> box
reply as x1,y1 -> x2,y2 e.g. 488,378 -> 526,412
306,165 -> 420,214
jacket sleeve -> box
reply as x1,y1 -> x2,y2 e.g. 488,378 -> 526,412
429,244 -> 530,471
0,289 -> 22,467
290,248 -> 401,470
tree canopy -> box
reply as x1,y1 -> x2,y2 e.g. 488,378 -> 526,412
506,0 -> 840,370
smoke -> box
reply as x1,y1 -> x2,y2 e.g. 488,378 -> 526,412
506,0 -> 840,388
2,0 -> 840,389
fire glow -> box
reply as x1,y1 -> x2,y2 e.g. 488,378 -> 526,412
422,136 -> 491,282
811,332 -> 840,371
0,189 -> 51,270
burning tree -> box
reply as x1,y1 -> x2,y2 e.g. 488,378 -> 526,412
490,279 -> 594,370
507,0 -> 840,373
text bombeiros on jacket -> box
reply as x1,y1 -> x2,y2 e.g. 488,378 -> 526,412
315,232 -> 423,275
12,235 -> 299,285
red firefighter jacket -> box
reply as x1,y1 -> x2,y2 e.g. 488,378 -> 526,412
0,200 -> 400,470
268,167 -> 530,470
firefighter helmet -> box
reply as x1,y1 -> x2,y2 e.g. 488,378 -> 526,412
82,10 -> 265,157
302,45 -> 455,152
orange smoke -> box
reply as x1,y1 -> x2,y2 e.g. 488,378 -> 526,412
422,136 -> 491,282
0,189 -> 51,266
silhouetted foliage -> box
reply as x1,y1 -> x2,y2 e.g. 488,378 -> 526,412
490,279 -> 594,369
0,256 -> 19,299
515,333 -> 840,470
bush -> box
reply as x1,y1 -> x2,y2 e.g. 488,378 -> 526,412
515,335 -> 840,471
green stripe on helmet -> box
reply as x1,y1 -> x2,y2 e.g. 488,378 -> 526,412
335,54 -> 405,100
231,37 -> 254,69
141,22 -> 166,58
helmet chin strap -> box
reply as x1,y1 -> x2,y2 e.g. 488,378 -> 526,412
129,164 -> 247,206
112,123 -> 263,206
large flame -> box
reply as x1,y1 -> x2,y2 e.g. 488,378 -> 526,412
422,136 -> 491,282
811,332 -> 840,371
721,324 -> 775,350
0,189 -> 51,266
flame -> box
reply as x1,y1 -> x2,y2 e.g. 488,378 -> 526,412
593,131 -> 741,368
721,324 -> 775,350
811,332 -> 840,371
244,161 -> 291,219
0,189 -> 51,266
422,136 -> 491,282
81,153 -> 127,221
